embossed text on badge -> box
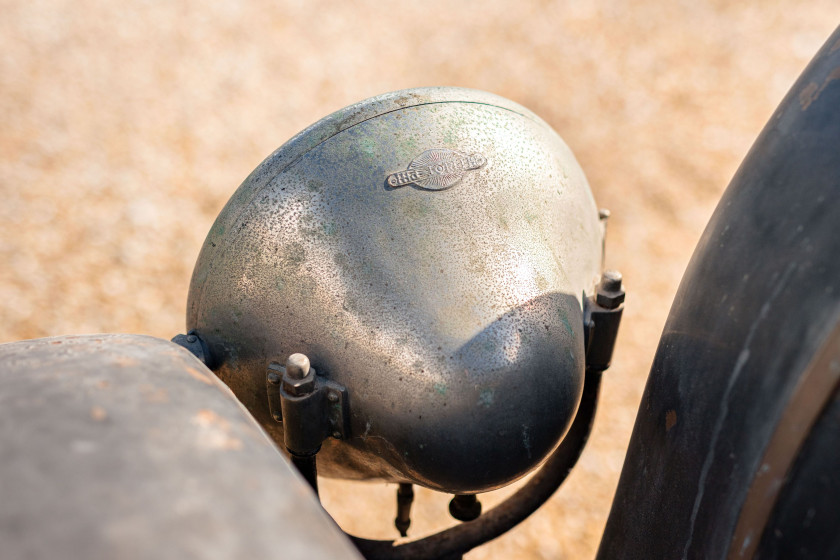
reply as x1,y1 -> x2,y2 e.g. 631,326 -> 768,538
387,149 -> 486,190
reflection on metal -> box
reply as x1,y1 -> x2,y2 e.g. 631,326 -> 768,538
186,86 -> 608,494
352,368 -> 603,560
0,334 -> 361,560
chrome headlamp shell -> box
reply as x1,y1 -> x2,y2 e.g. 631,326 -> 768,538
187,87 -> 605,493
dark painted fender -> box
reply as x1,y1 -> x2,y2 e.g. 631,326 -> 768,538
0,334 -> 360,560
598,25 -> 840,560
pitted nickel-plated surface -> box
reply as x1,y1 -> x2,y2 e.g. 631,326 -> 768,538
187,87 -> 604,493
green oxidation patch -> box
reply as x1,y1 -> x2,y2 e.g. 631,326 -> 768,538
478,388 -> 494,408
276,277 -> 285,292
400,196 -> 432,218
399,135 -> 419,155
480,338 -> 495,353
441,111 -> 471,145
559,309 -> 574,337
524,212 -> 538,224
442,125 -> 457,145
434,382 -> 447,396
322,222 -> 337,236
306,179 -> 323,192
522,425 -> 532,459
360,137 -> 377,159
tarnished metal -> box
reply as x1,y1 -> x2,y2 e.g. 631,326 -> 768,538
595,270 -> 624,309
268,353 -> 352,446
0,334 -> 360,560
269,352 -> 352,492
584,271 -> 625,372
171,329 -> 213,367
186,87 -> 606,493
352,368 -> 603,560
598,25 -> 840,560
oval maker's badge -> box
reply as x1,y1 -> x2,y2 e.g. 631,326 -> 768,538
387,149 -> 486,190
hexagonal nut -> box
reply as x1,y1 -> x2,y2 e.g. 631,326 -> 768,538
282,368 -> 317,397
596,288 -> 625,309
596,270 -> 625,309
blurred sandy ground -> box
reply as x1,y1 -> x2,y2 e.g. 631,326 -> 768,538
1,1 -> 838,558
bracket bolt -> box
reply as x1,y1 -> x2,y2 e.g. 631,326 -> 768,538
327,392 -> 339,403
601,270 -> 622,291
282,353 -> 316,397
286,353 -> 311,380
597,270 -> 625,309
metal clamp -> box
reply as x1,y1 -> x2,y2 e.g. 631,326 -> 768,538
266,354 -> 350,493
171,330 -> 214,368
584,270 -> 625,372
266,354 -> 350,440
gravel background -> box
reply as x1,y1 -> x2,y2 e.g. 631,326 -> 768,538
2,2 -> 839,558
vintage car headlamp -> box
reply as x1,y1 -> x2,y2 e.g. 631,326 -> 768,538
181,87 -> 623,553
